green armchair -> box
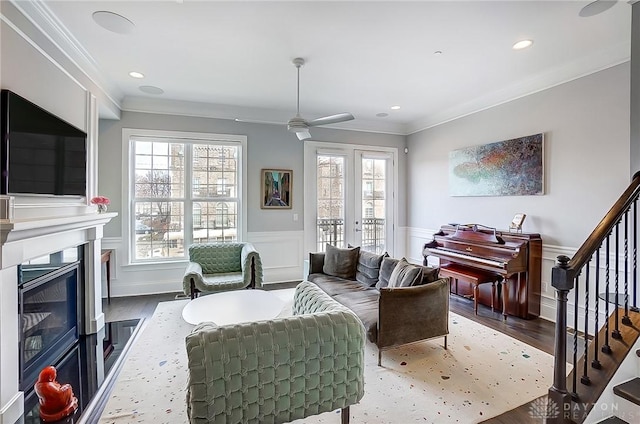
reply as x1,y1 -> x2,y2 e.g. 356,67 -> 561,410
183,242 -> 263,299
185,281 -> 366,424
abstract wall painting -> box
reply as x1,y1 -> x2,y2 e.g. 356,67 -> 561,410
449,133 -> 544,197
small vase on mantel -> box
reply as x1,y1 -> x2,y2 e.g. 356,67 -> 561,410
90,196 -> 110,214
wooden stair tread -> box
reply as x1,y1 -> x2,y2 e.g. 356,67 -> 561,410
613,377 -> 640,406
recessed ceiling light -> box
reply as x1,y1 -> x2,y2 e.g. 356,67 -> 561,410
579,0 -> 617,18
129,71 -> 144,79
391,106 -> 401,110
512,39 -> 534,50
139,85 -> 164,95
376,112 -> 389,118
92,11 -> 135,34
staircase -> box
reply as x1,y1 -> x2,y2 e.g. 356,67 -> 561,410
588,349 -> 640,423
609,364 -> 640,423
547,172 -> 640,424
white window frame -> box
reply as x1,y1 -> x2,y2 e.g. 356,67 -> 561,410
122,128 -> 247,265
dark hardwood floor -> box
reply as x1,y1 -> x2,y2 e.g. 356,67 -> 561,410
102,292 -> 180,322
448,294 -> 556,355
103,286 -> 557,354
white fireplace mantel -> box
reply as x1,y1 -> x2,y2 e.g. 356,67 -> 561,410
1,213 -> 116,266
0,212 -> 116,424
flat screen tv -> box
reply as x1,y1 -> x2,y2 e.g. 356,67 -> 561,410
1,89 -> 87,197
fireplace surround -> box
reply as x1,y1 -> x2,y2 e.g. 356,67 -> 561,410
18,250 -> 82,394
0,212 -> 115,424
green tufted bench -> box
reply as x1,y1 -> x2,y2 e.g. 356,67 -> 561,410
183,242 -> 264,299
185,281 -> 366,424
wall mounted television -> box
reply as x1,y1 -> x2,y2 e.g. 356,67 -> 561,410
1,89 -> 87,197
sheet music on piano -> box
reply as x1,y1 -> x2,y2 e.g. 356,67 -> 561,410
424,224 -> 542,319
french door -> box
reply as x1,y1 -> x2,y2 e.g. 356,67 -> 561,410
304,142 -> 396,256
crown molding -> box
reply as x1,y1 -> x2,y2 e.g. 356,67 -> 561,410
121,96 -> 408,135
406,41 -> 631,134
8,0 -> 123,113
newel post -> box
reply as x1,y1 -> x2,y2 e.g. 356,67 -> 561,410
547,255 -> 576,423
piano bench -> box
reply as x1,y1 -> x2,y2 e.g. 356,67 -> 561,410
439,264 -> 503,316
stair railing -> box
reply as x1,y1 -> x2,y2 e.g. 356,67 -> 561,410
548,171 -> 640,423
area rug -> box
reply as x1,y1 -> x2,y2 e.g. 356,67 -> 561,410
98,289 -> 558,424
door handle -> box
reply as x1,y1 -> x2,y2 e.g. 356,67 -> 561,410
355,228 -> 362,232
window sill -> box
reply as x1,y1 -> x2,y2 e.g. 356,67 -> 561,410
121,260 -> 188,271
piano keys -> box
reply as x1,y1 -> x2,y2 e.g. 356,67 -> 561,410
424,224 -> 542,319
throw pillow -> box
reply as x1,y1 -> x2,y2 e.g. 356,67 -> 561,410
376,257 -> 399,289
322,244 -> 360,279
388,258 -> 424,288
355,250 -> 387,286
308,252 -> 326,274
416,266 -> 440,286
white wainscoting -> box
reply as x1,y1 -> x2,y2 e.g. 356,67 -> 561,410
403,226 -> 439,266
101,231 -> 305,298
246,231 -> 305,283
104,225 -> 637,328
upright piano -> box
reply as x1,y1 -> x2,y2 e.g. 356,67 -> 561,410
423,224 -> 542,319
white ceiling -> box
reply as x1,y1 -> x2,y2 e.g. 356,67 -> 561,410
19,0 -> 633,134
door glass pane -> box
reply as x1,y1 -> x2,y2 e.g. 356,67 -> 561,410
317,155 -> 345,251
361,157 -> 386,254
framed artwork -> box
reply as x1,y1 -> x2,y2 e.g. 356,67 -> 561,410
449,133 -> 544,196
509,213 -> 526,232
261,169 -> 292,209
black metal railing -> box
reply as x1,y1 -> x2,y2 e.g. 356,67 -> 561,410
316,218 -> 385,253
360,218 -> 386,254
317,218 -> 344,250
548,171 -> 640,423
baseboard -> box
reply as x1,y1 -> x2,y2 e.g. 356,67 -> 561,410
0,391 -> 24,424
108,279 -> 182,298
263,281 -> 301,290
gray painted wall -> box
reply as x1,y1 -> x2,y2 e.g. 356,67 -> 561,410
407,63 -> 630,248
98,111 -> 407,238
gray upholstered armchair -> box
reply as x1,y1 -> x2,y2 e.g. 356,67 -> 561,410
183,242 -> 263,299
185,281 -> 366,424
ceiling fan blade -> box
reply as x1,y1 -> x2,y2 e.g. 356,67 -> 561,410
235,118 -> 286,125
307,113 -> 355,127
296,130 -> 312,141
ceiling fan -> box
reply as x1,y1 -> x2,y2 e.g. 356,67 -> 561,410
286,57 -> 354,141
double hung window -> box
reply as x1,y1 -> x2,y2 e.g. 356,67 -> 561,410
126,129 -> 245,263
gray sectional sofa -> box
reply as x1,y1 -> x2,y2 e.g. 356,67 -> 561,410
307,245 -> 450,366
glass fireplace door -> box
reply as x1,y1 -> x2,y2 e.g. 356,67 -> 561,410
19,261 -> 80,391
